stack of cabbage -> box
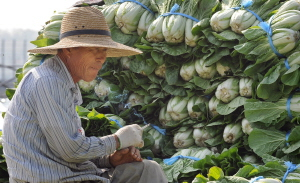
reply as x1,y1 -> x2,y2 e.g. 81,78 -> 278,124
5,0 -> 300,182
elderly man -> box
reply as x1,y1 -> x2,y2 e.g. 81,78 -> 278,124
2,6 -> 167,183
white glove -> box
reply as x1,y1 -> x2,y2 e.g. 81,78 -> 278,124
114,124 -> 144,149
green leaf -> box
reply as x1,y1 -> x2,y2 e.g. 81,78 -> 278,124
85,101 -> 103,110
207,166 -> 225,181
282,140 -> 300,154
160,135 -> 177,157
134,44 -> 154,50
130,58 -> 156,76
204,81 -> 222,95
108,84 -> 123,103
191,174 -> 209,183
244,100 -> 284,123
141,131 -> 155,150
162,81 -> 186,96
217,96 -> 247,115
282,126 -> 300,153
30,38 -> 58,47
242,27 -> 266,40
235,165 -> 256,178
87,109 -> 106,120
234,41 -> 258,56
161,159 -> 184,182
110,27 -> 133,45
256,65 -> 281,100
162,43 -> 190,56
287,126 -> 300,143
0,178 -> 9,182
191,18 -> 210,35
139,149 -> 154,159
16,67 -> 24,84
151,51 -> 164,65
193,76 -> 211,89
5,88 -> 16,100
202,28 -> 223,47
204,134 -> 224,147
205,48 -> 230,66
248,129 -> 285,156
224,176 -> 250,183
193,147 -> 244,177
253,161 -> 285,178
1,112 -> 5,120
281,64 -> 300,86
76,106 -> 90,116
244,62 -> 270,77
212,30 -> 242,41
165,66 -> 180,85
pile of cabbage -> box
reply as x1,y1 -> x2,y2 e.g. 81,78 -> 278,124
3,0 -> 300,182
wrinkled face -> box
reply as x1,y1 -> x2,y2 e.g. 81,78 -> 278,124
65,47 -> 107,83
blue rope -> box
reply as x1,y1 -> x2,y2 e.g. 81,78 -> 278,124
108,118 -> 123,128
258,21 -> 272,35
267,31 -> 286,58
286,89 -> 300,120
115,0 -> 154,15
150,124 -> 166,135
259,15 -> 292,69
160,4 -> 200,22
249,176 -> 264,183
40,55 -> 48,65
143,121 -> 166,135
258,15 -> 289,70
284,59 -> 291,70
285,130 -> 291,146
245,8 -> 263,22
282,161 -> 300,183
163,155 -> 201,165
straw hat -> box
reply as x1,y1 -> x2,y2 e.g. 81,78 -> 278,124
28,6 -> 142,57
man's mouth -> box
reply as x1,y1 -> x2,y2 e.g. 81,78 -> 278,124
91,67 -> 100,71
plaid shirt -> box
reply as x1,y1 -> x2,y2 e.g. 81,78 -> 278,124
3,56 -> 115,183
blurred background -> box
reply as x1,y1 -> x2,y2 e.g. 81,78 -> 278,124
0,0 -> 82,129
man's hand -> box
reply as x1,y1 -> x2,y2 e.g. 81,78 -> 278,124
109,146 -> 142,167
114,124 -> 144,149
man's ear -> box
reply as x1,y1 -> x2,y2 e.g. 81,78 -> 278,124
62,48 -> 72,55
57,48 -> 72,61
59,48 -> 73,59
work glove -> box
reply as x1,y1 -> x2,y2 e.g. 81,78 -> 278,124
114,124 -> 144,149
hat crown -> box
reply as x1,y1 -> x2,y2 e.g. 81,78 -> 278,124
61,7 -> 110,34
28,6 -> 142,57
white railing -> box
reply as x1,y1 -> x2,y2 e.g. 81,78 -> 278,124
0,39 -> 33,98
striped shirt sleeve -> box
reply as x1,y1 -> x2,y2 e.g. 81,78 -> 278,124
32,75 -> 116,163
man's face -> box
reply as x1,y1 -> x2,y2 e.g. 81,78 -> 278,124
66,47 -> 107,83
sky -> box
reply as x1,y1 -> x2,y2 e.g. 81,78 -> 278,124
0,0 -> 79,31
0,0 -> 80,129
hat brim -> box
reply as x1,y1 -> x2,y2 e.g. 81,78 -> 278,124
28,35 -> 142,57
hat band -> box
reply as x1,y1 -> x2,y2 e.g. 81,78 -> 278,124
60,29 -> 111,39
